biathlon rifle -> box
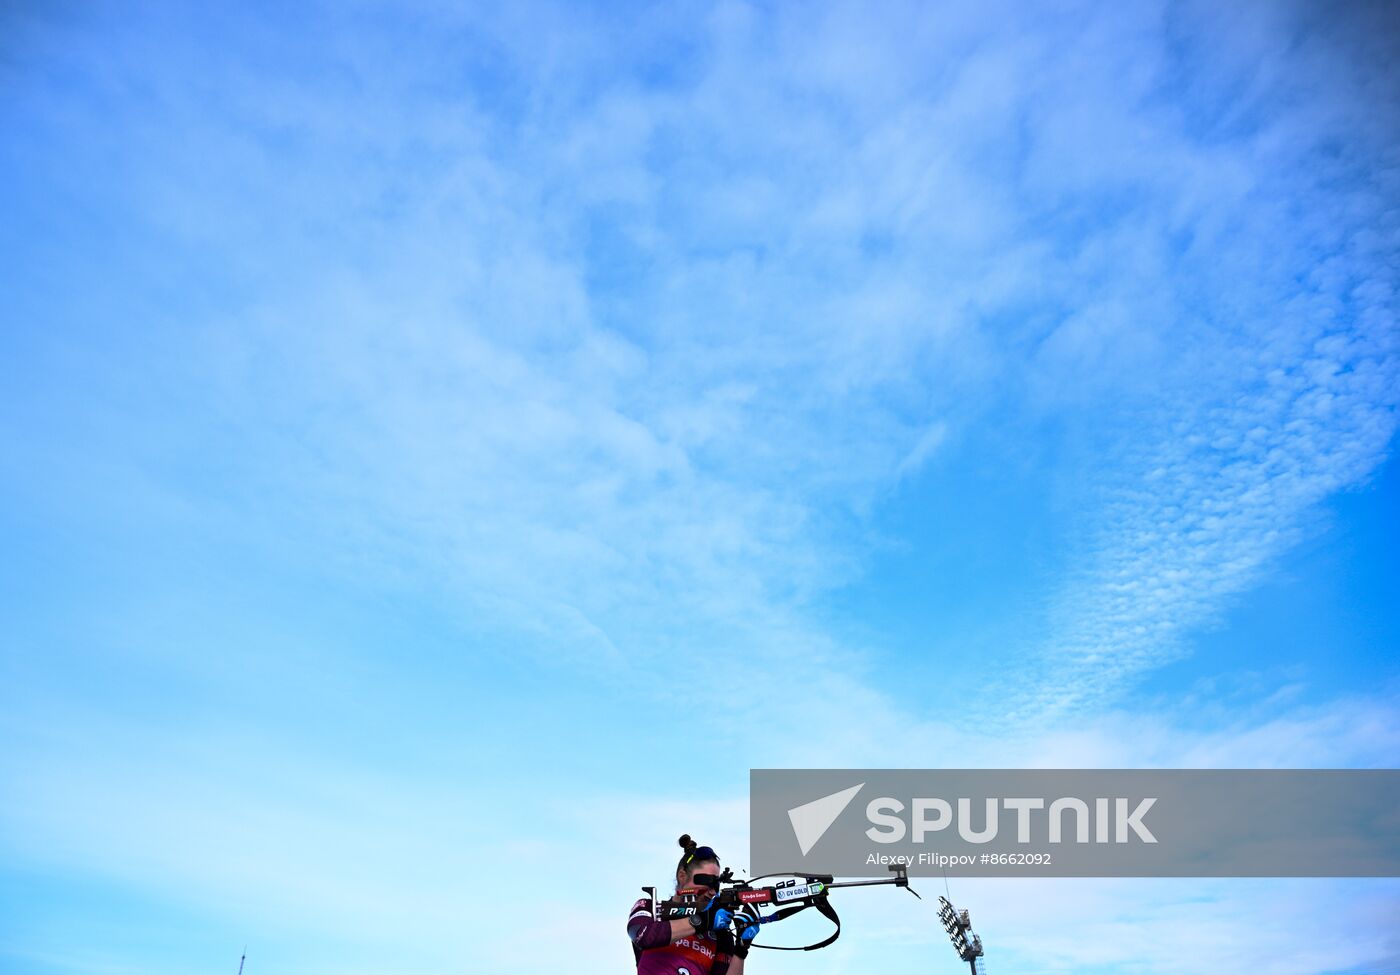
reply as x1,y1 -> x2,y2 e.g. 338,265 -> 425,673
647,863 -> 920,952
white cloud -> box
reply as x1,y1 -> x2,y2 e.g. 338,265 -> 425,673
16,2 -> 1389,719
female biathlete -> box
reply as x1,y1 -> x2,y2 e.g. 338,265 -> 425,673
627,835 -> 759,974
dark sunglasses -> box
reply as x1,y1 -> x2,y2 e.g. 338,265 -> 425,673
689,873 -> 721,890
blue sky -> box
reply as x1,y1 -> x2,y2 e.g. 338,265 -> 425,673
2,1 -> 1398,973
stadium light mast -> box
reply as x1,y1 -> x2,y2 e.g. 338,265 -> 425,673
937,895 -> 985,973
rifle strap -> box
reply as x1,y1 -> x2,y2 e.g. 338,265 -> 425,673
808,896 -> 841,950
754,896 -> 841,951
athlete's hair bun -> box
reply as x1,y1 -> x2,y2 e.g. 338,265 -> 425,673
678,834 -> 696,851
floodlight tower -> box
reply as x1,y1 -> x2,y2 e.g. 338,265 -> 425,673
937,895 -> 985,973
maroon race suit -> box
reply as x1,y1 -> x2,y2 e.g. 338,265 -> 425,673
628,895 -> 733,975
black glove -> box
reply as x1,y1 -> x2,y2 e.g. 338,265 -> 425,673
730,904 -> 760,957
